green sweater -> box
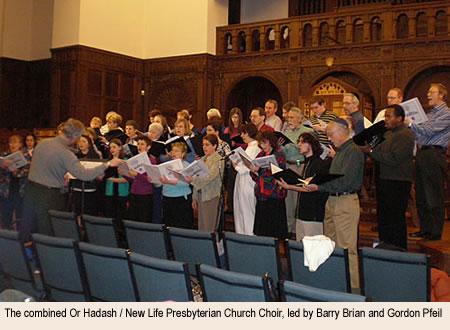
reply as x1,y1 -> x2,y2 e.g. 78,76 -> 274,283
370,126 -> 414,182
319,139 -> 365,193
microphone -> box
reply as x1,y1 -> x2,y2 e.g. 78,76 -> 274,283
221,150 -> 235,161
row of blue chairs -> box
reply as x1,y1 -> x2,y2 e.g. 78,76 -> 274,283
0,229 -> 368,301
1,209 -> 431,301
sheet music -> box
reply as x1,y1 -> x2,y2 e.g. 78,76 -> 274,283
143,159 -> 184,184
126,152 -> 151,174
319,143 -> 330,160
400,97 -> 428,124
179,160 -> 210,178
228,147 -> 246,164
80,160 -> 105,169
251,154 -> 277,169
0,151 -> 27,172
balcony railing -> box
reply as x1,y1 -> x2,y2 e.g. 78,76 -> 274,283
216,1 -> 449,55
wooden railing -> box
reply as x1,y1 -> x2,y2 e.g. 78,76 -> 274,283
216,1 -> 449,55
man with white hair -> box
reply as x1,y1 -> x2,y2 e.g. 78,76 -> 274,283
342,93 -> 370,135
305,119 -> 365,289
21,119 -> 122,240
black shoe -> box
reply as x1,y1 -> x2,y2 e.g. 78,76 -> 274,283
409,231 -> 427,238
424,234 -> 441,241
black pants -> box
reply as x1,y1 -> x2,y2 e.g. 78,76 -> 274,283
104,196 -> 128,221
162,194 -> 193,229
415,149 -> 447,237
127,193 -> 153,222
377,179 -> 411,249
72,191 -> 97,216
22,182 -> 65,241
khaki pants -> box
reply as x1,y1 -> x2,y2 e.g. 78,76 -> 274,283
197,194 -> 220,232
324,194 -> 360,289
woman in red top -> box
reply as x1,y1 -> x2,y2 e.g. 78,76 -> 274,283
250,131 -> 288,238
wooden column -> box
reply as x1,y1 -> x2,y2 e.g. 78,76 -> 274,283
275,26 -> 281,50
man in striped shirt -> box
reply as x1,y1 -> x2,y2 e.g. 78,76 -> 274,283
309,97 -> 337,146
408,83 -> 450,241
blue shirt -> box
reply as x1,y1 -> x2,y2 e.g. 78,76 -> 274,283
410,102 -> 450,148
162,160 -> 192,198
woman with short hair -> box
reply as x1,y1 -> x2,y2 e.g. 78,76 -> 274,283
191,134 -> 224,232
250,131 -> 287,238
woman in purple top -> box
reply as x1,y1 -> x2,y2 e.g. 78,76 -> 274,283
123,136 -> 157,222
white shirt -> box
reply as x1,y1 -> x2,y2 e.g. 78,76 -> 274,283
265,115 -> 282,131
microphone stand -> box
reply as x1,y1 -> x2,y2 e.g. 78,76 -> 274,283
214,151 -> 235,240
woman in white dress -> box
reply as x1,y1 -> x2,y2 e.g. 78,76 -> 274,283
232,123 -> 261,235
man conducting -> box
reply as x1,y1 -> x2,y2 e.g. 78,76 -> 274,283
22,118 -> 122,240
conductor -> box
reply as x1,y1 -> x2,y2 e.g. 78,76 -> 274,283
21,118 -> 123,240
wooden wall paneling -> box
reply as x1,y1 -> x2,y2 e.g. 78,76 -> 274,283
0,58 -> 28,130
51,45 -> 143,130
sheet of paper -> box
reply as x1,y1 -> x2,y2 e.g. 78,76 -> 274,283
2,151 -> 27,172
400,97 -> 428,124
180,160 -> 210,178
144,159 -> 184,184
126,152 -> 151,174
80,161 -> 105,169
228,147 -> 246,164
252,154 -> 277,169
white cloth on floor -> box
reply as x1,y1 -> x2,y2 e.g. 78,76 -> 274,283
302,235 -> 335,272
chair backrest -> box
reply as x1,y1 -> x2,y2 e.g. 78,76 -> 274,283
78,242 -> 137,302
0,229 -> 42,299
83,214 -> 119,248
279,280 -> 367,302
48,210 -> 82,241
223,232 -> 281,282
32,233 -> 88,301
124,220 -> 169,259
0,289 -> 36,302
167,227 -> 220,275
286,240 -> 351,293
360,247 -> 430,302
129,252 -> 192,302
197,263 -> 272,302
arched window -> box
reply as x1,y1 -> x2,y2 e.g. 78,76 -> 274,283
238,31 -> 246,53
303,24 -> 312,47
397,14 -> 409,39
225,33 -> 232,54
266,28 -> 275,50
370,17 -> 382,41
280,26 -> 289,49
319,22 -> 329,46
436,11 -> 447,36
252,30 -> 260,51
336,20 -> 346,44
353,18 -> 363,43
416,12 -> 427,37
